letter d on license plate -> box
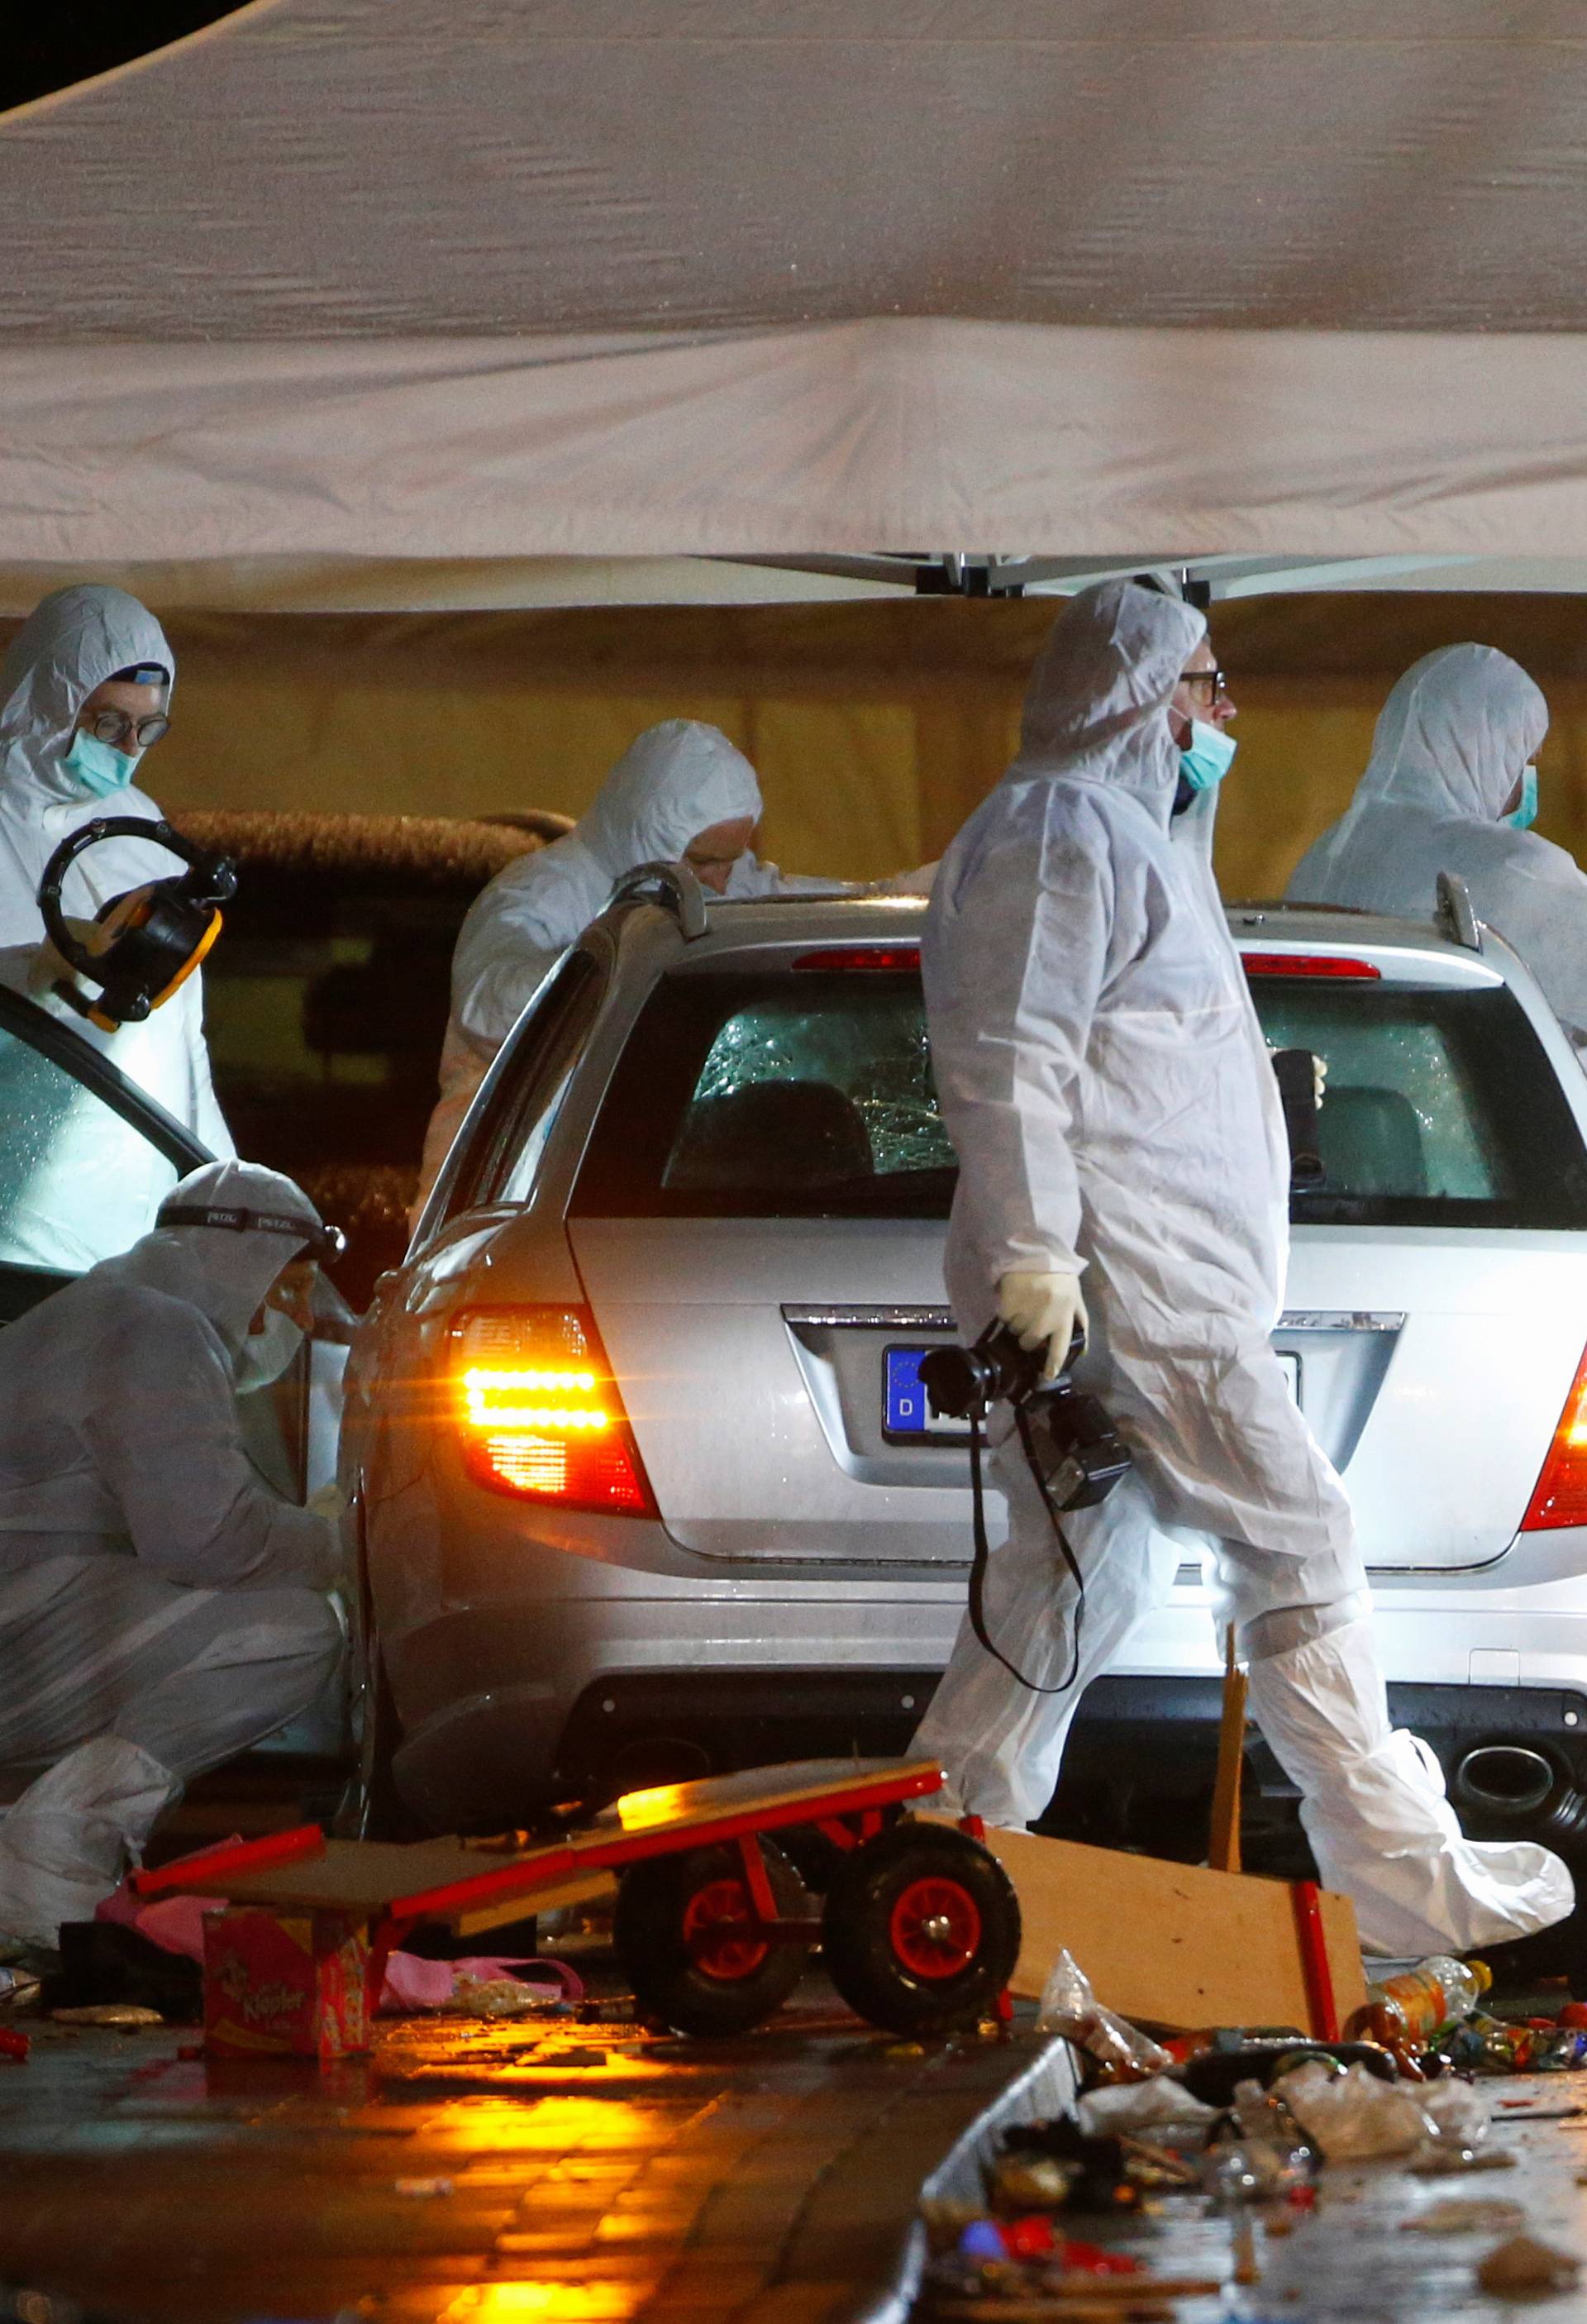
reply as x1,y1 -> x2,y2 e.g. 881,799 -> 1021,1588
884,1344 -> 970,1444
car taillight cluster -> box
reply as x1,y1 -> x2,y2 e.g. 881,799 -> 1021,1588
1522,1349 -> 1587,1532
450,1305 -> 656,1515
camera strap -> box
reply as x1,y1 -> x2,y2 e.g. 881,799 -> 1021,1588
965,1404 -> 1085,1696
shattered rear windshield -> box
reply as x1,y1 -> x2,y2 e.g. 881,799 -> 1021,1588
570,968 -> 1587,1228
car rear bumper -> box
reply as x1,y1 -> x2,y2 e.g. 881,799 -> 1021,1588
380,1525 -> 1587,1828
384,1564 -> 960,1827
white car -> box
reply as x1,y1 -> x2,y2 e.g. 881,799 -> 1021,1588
351,873 -> 1587,1940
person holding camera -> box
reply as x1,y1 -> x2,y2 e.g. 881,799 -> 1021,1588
911,579 -> 1570,1958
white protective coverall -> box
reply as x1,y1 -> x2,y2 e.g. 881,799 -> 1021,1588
912,580 -> 1572,1957
412,718 -> 851,1214
1285,645 -> 1587,1048
0,1161 -> 342,1946
0,586 -> 233,1176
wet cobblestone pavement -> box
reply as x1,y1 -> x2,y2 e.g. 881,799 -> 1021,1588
0,1976 -> 1038,2324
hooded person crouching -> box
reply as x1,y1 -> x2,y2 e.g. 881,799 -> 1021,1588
0,1162 -> 345,1950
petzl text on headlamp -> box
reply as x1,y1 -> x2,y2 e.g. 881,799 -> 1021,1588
155,1201 -> 347,1268
38,818 -> 237,1032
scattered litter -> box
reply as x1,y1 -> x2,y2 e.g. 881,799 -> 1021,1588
378,1954 -> 583,2016
1348,1954 -> 1490,2054
393,2177 -> 455,2199
1475,2233 -> 1581,2295
1035,1950 -> 1171,2078
1402,2197 -> 1527,2236
1271,2059 -> 1435,2162
1231,2212 -> 1261,2284
0,2026 -> 29,2062
1075,2077 -> 1218,2137
50,2003 -> 164,2029
1205,2139 -> 1308,2203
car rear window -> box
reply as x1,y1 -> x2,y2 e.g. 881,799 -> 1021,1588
571,966 -> 1587,1228
573,973 -> 953,1219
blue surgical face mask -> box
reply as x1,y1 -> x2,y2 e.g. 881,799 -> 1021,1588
62,728 -> 140,799
1178,717 -> 1237,794
1508,765 -> 1539,831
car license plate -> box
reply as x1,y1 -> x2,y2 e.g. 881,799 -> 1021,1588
884,1344 -> 970,1443
884,1343 -> 1298,1444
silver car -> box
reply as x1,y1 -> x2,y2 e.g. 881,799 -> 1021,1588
346,871 -> 1587,1898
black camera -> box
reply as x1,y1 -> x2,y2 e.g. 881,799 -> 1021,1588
919,1322 -> 1131,1511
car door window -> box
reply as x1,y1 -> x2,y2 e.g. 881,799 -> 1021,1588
0,1020 -> 188,1285
432,948 -> 608,1227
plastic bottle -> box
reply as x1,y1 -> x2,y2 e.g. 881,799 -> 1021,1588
1346,1955 -> 1492,2048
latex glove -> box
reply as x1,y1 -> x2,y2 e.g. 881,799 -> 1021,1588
996,1268 -> 1089,1381
25,914 -> 105,1001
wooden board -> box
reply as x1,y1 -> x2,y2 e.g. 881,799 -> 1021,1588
452,1868 -> 617,1938
574,1756 -> 946,1843
958,1823 -> 1368,2035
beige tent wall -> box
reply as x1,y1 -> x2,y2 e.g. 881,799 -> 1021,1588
6,594 -> 1587,896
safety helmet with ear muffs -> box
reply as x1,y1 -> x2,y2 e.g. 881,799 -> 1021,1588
38,817 -> 237,1031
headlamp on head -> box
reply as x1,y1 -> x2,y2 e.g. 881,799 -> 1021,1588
155,1203 -> 346,1268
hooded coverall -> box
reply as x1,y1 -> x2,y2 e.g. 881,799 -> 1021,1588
912,582 -> 1572,1957
0,585 -> 233,1163
1286,644 -> 1587,1051
0,1162 -> 343,1947
412,718 -> 846,1215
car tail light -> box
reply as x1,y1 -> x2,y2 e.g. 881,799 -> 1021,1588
1241,953 -> 1382,979
450,1306 -> 657,1516
1522,1348 -> 1587,1531
793,946 -> 922,973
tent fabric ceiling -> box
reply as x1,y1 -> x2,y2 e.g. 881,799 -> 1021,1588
6,2 -> 1587,576
8,2 -> 1587,341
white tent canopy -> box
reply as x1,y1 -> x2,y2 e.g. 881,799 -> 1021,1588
6,2 -> 1587,606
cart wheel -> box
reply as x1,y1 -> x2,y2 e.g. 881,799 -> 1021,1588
614,1840 -> 811,2038
821,1821 -> 1020,2036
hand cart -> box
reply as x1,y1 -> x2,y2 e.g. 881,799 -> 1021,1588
134,1756 -> 1022,2040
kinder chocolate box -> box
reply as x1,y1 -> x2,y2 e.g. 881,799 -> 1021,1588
203,1906 -> 370,2059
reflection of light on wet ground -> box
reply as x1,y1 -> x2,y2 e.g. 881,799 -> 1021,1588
444,2288 -> 654,2322
422,2096 -> 667,2153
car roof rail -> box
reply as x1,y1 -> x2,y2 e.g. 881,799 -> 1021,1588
609,859 -> 709,941
1436,871 -> 1482,953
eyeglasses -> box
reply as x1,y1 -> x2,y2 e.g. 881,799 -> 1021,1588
1180,669 -> 1231,704
83,710 -> 171,751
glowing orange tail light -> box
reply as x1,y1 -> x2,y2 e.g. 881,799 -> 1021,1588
1522,1348 -> 1587,1531
450,1306 -> 656,1516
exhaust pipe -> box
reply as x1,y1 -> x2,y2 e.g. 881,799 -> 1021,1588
1454,1742 -> 1587,1844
